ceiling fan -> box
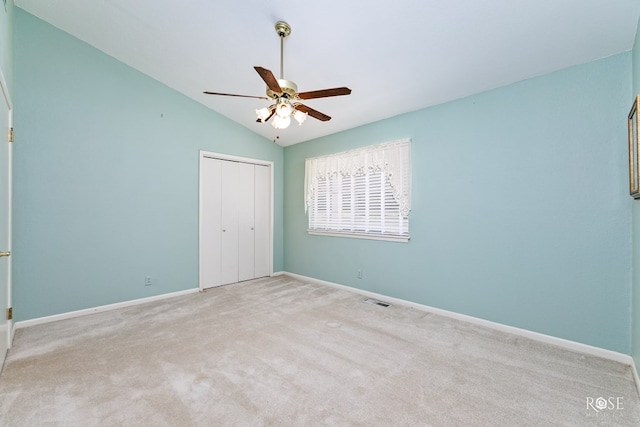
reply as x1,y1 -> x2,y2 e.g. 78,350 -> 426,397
203,21 -> 351,130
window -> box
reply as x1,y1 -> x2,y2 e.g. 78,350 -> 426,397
304,139 -> 411,242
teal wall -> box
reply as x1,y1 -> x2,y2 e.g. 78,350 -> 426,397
284,54 -> 632,353
0,0 -> 12,93
632,16 -> 640,371
12,9 -> 284,321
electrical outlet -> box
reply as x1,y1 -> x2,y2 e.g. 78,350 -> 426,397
145,276 -> 152,286
357,270 -> 363,279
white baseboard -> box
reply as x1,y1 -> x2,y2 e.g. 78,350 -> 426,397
14,288 -> 200,331
284,272 -> 634,366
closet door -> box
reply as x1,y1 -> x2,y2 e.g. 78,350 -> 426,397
220,160 -> 240,285
237,162 -> 255,282
254,165 -> 270,278
200,158 -> 222,288
200,154 -> 271,289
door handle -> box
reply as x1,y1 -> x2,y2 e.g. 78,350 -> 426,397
0,251 -> 10,257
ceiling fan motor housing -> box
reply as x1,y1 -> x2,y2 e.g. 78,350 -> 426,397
267,79 -> 298,100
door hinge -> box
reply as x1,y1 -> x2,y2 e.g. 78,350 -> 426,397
6,307 -> 12,320
8,127 -> 14,143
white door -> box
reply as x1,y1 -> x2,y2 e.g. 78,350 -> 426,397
199,153 -> 272,290
237,162 -> 255,282
199,157 -> 222,288
254,165 -> 270,278
0,71 -> 12,366
220,160 -> 239,286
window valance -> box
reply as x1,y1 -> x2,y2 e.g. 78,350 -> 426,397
304,139 -> 411,218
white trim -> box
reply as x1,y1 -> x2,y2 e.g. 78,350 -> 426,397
271,271 -> 285,277
200,151 -> 273,167
632,358 -> 640,399
269,161 -> 274,277
198,150 -> 274,291
308,230 -> 410,243
6,81 -> 11,351
0,65 -> 11,353
14,288 -> 200,330
284,272 -> 634,365
0,66 -> 11,111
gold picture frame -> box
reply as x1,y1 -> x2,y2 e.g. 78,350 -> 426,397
629,95 -> 640,198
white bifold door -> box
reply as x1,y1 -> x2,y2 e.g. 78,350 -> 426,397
200,156 -> 271,288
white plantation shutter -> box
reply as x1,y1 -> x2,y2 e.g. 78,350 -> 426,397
305,139 -> 410,241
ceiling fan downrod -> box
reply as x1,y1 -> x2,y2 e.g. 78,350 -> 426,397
275,21 -> 291,80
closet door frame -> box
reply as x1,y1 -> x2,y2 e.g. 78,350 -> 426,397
198,150 -> 274,291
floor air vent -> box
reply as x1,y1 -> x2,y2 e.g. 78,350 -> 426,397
363,298 -> 391,308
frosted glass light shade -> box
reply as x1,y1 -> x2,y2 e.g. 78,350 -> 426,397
256,107 -> 271,121
293,110 -> 307,125
272,114 -> 291,129
276,101 -> 293,118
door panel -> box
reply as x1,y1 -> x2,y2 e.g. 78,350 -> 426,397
220,160 -> 239,285
199,158 -> 222,288
254,165 -> 270,278
237,163 -> 255,282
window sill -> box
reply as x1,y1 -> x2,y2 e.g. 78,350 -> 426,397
307,229 -> 410,243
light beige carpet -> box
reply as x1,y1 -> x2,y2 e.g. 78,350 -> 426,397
0,275 -> 638,426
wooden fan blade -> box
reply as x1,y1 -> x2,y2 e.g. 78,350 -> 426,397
294,103 -> 331,122
203,91 -> 269,100
297,87 -> 351,100
254,66 -> 282,94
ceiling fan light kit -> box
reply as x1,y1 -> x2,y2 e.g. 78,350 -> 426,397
204,21 -> 351,131
293,109 -> 308,126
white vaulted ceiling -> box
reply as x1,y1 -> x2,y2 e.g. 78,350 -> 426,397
14,0 -> 640,146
